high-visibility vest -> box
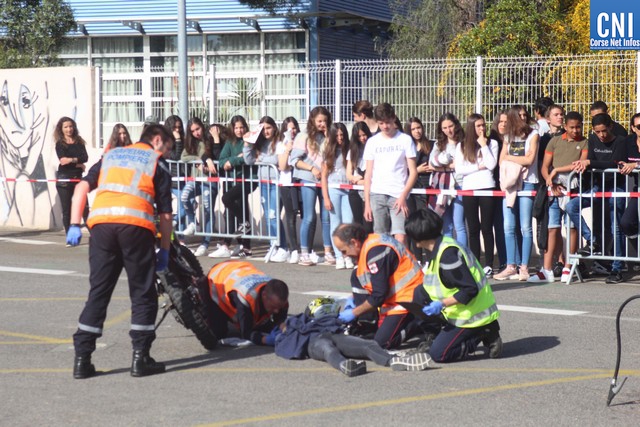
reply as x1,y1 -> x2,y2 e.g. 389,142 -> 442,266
355,234 -> 423,316
87,142 -> 160,233
422,236 -> 500,328
207,261 -> 272,325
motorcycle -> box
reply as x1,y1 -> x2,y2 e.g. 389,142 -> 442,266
155,236 -> 218,350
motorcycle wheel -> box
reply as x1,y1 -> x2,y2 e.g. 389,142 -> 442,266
165,282 -> 218,350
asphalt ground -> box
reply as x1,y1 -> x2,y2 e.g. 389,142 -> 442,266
2,228 -> 640,426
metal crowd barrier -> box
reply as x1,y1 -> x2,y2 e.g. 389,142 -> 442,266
167,160 -> 281,245
565,168 -> 640,285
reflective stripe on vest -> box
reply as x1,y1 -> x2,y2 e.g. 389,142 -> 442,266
208,261 -> 271,324
355,234 -> 423,315
87,143 -> 160,233
423,237 -> 500,328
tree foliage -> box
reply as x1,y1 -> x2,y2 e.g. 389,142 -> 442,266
450,0 -> 565,57
0,0 -> 75,68
385,0 -> 475,59
238,0 -> 302,14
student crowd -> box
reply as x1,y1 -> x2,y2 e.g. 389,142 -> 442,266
56,98 -> 640,285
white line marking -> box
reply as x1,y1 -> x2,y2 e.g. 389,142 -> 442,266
302,292 -> 588,316
302,291 -> 352,298
0,237 -> 55,245
0,266 -> 75,276
498,305 -> 587,316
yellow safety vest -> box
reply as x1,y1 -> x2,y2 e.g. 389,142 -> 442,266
422,237 -> 499,328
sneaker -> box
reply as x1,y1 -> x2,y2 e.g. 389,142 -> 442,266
483,266 -> 493,279
298,253 -> 316,266
192,244 -> 207,257
592,261 -> 610,276
578,241 -> 601,256
345,257 -> 355,269
390,352 -> 432,371
493,265 -> 517,281
560,267 -> 571,283
517,265 -> 529,281
208,244 -> 231,258
605,271 -> 624,284
183,222 -> 196,236
552,261 -> 564,278
235,221 -> 251,235
339,359 -> 367,377
309,251 -> 321,264
323,252 -> 336,266
230,245 -> 252,259
527,269 -> 555,283
270,248 -> 289,263
288,250 -> 300,264
335,258 -> 346,270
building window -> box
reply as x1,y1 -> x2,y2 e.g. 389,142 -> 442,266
92,37 -> 143,54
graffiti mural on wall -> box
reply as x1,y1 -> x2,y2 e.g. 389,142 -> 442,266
0,67 -> 94,229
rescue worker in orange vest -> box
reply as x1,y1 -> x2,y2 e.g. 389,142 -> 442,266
332,223 -> 424,349
405,209 -> 502,362
201,261 -> 289,345
66,125 -> 174,379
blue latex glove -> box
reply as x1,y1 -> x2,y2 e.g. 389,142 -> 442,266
344,297 -> 356,310
338,308 -> 356,323
422,300 -> 444,316
264,326 -> 282,346
66,225 -> 82,246
156,248 -> 169,272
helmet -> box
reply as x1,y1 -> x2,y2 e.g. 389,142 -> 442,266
305,297 -> 341,319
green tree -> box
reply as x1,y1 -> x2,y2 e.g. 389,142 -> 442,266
450,0 -> 565,57
0,0 -> 75,68
385,0 -> 475,59
238,0 -> 302,14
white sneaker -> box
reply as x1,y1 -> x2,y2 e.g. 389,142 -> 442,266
335,258 -> 346,270
527,269 -> 555,283
345,257 -> 354,269
309,251 -> 321,264
192,244 -> 207,257
183,222 -> 197,236
270,248 -> 290,263
208,244 -> 231,258
288,250 -> 299,264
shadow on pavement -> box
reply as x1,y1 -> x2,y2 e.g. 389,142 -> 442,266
499,335 -> 560,358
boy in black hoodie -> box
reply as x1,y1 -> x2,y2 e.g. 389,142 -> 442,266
565,113 -> 627,283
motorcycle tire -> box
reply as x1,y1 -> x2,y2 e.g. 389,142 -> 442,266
165,282 -> 218,350
170,243 -> 204,278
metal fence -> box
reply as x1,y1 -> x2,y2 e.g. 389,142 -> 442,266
99,52 -> 640,145
565,169 -> 640,285
168,160 -> 281,246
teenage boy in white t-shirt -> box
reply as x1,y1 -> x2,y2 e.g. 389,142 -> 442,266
363,103 -> 417,244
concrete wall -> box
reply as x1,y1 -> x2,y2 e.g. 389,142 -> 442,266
0,66 -> 95,230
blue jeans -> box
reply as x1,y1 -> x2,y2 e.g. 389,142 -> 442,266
566,185 -> 625,271
260,183 -> 286,248
182,181 -> 216,247
300,183 -> 331,251
503,182 -> 535,266
171,187 -> 186,232
452,187 -> 468,247
328,187 -> 354,260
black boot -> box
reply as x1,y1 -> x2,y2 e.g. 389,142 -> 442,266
131,350 -> 165,377
73,355 -> 96,379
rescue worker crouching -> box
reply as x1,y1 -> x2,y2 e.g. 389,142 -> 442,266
331,223 -> 425,349
198,261 -> 289,345
67,124 -> 175,379
405,209 -> 503,362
